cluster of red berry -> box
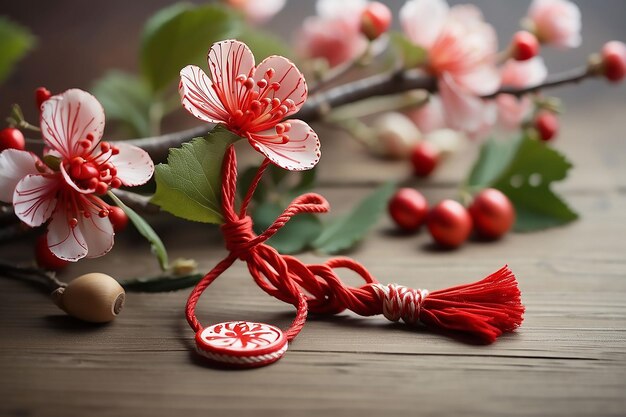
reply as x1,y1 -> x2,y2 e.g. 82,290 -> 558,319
388,187 -> 515,248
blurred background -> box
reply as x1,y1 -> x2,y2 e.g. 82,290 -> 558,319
1,0 -> 625,137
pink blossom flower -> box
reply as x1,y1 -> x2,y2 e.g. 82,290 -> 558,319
296,0 -> 369,68
406,97 -> 447,134
226,0 -> 285,24
526,0 -> 581,49
0,89 -> 154,261
497,57 -> 548,129
400,0 -> 500,136
179,40 -> 320,171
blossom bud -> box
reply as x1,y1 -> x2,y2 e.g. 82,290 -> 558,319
360,2 -> 392,41
534,111 -> 559,141
525,0 -> 581,49
35,87 -> 52,109
511,31 -> 540,61
371,112 -> 421,159
601,41 -> 626,83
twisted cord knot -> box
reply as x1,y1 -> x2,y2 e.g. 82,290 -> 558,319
371,284 -> 429,325
221,215 -> 256,259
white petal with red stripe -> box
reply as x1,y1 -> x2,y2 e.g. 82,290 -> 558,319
0,150 -> 42,203
255,55 -> 308,116
207,40 -> 255,112
179,65 -> 229,124
108,142 -> 154,186
40,89 -> 105,160
13,174 -> 59,227
248,120 -> 320,171
47,207 -> 88,261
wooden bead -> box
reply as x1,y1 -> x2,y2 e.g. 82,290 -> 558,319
53,273 -> 125,323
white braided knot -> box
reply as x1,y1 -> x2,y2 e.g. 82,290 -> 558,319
372,284 -> 429,325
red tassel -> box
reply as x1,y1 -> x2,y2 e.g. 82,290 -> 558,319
420,266 -> 524,343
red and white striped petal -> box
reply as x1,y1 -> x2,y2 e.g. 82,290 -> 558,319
13,174 -> 59,227
248,120 -> 320,171
108,142 -> 154,186
79,205 -> 115,258
40,89 -> 105,160
180,65 -> 229,124
207,40 -> 255,111
47,206 -> 88,261
0,149 -> 43,203
47,199 -> 115,261
255,56 -> 308,115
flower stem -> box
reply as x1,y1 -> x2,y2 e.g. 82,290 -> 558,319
239,158 -> 271,217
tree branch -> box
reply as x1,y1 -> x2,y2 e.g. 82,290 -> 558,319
111,189 -> 160,215
124,65 -> 596,161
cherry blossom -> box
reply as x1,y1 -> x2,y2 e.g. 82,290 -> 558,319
497,57 -> 548,129
0,89 -> 154,261
225,0 -> 285,24
526,0 -> 581,49
400,0 -> 500,136
406,97 -> 447,134
296,0 -> 369,68
179,39 -> 320,171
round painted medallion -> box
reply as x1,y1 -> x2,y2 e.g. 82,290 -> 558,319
195,321 -> 288,368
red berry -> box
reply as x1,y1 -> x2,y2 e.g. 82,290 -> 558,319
108,206 -> 129,232
469,188 -> 516,239
427,200 -> 472,248
511,31 -> 540,61
35,87 -> 52,109
601,41 -> 626,83
35,234 -> 69,271
360,2 -> 392,41
534,111 -> 559,141
0,128 -> 25,151
388,188 -> 429,232
410,141 -> 439,177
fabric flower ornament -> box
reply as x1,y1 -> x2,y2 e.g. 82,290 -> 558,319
0,89 -> 154,261
400,0 -> 500,136
179,40 -> 320,171
525,0 -> 581,49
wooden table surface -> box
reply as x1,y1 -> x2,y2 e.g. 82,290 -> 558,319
1,91 -> 625,417
1,2 -> 626,414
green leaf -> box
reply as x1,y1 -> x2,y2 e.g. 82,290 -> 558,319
91,71 -> 153,137
122,273 -> 203,292
237,28 -> 294,62
140,3 -> 240,92
0,16 -> 36,85
253,202 -> 322,254
390,32 -> 427,68
313,182 -> 396,254
108,192 -> 169,271
268,163 -> 288,186
467,137 -> 519,190
467,135 -> 578,232
491,136 -> 578,232
151,126 -> 240,224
